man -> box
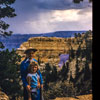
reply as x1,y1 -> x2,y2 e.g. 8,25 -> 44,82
20,48 -> 43,100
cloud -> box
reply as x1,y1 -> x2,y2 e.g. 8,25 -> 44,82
5,0 -> 92,33
50,9 -> 81,22
12,0 -> 92,22
13,7 -> 92,33
36,0 -> 92,10
14,0 -> 92,12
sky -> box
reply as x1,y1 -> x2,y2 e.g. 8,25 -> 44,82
4,0 -> 92,34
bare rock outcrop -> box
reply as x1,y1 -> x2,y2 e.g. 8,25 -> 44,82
16,34 -> 92,68
0,91 -> 9,100
54,94 -> 92,100
16,37 -> 75,63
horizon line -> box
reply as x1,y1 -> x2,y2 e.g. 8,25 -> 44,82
13,30 -> 89,35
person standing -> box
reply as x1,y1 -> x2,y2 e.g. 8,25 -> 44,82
27,61 -> 42,100
20,48 -> 43,100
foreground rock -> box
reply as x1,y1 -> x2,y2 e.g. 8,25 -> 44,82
0,91 -> 9,100
53,94 -> 92,100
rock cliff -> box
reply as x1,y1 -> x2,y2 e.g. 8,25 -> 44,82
17,37 -> 72,63
16,33 -> 92,65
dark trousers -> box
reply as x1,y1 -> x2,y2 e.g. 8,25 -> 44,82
23,87 -> 28,100
23,87 -> 41,100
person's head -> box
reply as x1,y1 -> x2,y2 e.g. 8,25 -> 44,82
28,61 -> 39,73
24,48 -> 37,59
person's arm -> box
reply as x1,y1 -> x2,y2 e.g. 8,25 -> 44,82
20,62 -> 28,87
37,77 -> 40,88
26,76 -> 32,100
37,70 -> 43,88
20,62 -> 31,93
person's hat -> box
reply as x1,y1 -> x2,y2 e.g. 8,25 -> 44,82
24,48 -> 37,54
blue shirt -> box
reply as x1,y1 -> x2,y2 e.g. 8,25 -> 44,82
20,58 -> 43,87
27,73 -> 40,88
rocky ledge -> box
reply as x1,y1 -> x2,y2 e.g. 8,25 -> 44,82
0,91 -> 9,100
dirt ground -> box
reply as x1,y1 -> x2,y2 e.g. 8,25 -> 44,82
53,94 -> 92,100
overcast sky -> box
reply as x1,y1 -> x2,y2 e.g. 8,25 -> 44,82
4,0 -> 92,34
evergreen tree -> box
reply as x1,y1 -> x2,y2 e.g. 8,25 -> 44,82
0,42 -> 5,49
73,0 -> 92,3
43,63 -> 52,90
37,57 -> 41,65
0,0 -> 16,48
84,61 -> 92,82
76,45 -> 81,58
59,62 -> 69,82
0,49 -> 22,99
70,46 -> 75,59
70,71 -> 74,83
68,31 -> 92,95
51,66 -> 58,82
0,0 -> 16,36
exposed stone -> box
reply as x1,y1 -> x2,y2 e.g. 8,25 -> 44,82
0,91 -> 9,100
53,94 -> 92,100
16,34 -> 92,68
16,37 -> 78,63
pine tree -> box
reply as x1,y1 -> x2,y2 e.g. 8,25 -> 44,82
43,63 -> 52,90
51,66 -> 58,82
73,0 -> 92,3
0,49 -> 22,99
69,31 -> 92,95
59,62 -> 69,82
70,46 -> 75,59
0,0 -> 16,48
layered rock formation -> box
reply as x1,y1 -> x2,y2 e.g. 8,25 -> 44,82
16,33 -> 92,65
17,37 -> 73,63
